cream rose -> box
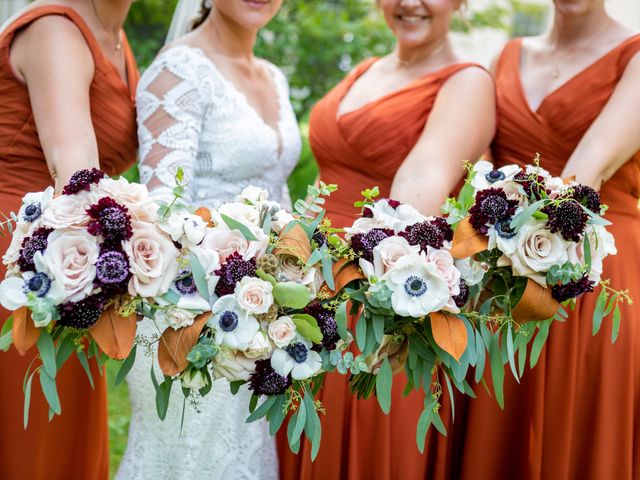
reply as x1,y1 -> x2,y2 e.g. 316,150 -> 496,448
158,307 -> 197,331
244,331 -> 274,359
160,212 -> 207,247
455,257 -> 487,286
235,277 -> 273,314
361,236 -> 420,280
41,229 -> 99,302
567,225 -> 617,283
124,220 -> 180,297
94,177 -> 157,222
268,316 -> 297,348
41,194 -> 91,229
213,348 -> 256,382
200,228 -> 264,262
235,186 -> 269,204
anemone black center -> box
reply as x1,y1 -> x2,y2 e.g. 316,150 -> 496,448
286,342 -> 308,363
219,311 -> 239,332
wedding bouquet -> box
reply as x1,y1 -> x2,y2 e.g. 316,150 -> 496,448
441,159 -> 631,405
329,189 -> 479,451
140,181 -> 343,457
0,169 -> 160,424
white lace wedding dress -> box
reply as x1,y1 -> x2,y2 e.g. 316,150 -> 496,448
116,45 -> 301,480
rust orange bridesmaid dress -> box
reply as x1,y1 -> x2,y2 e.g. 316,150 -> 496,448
445,36 -> 640,480
277,58 -> 486,480
0,6 -> 138,479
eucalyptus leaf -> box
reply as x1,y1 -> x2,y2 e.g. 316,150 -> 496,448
592,289 -> 606,336
115,345 -> 137,386
489,334 -> 504,409
37,330 -> 56,380
39,370 -> 61,415
375,358 -> 392,414
611,304 -> 621,344
23,372 -> 35,429
335,301 -> 349,341
77,349 -> 94,389
530,321 -> 551,369
220,213 -> 259,241
189,253 -> 209,301
247,395 -> 277,423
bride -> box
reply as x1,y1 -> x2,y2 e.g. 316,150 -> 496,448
116,0 -> 300,478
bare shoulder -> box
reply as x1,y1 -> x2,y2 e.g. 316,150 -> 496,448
444,64 -> 494,92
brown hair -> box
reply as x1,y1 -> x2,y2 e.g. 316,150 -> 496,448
192,0 -> 212,30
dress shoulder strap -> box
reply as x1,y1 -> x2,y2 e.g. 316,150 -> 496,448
494,39 -> 521,77
617,33 -> 640,72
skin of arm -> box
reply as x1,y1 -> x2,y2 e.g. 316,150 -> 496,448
562,53 -> 640,190
390,67 -> 496,216
11,16 -> 97,191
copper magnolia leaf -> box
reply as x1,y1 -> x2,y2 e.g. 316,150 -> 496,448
329,259 -> 364,297
430,311 -> 468,361
11,306 -> 40,355
512,279 -> 560,323
274,224 -> 312,263
450,216 -> 488,259
194,207 -> 215,227
158,312 -> 211,376
89,305 -> 138,360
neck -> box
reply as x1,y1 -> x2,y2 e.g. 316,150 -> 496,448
91,0 -> 131,35
547,4 -> 611,47
205,10 -> 257,61
394,36 -> 451,67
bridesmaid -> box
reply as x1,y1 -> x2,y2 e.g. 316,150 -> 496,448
0,1 -> 138,479
278,0 -> 495,478
447,1 -> 640,479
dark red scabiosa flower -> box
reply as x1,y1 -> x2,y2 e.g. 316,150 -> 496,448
571,185 -> 601,213
304,303 -> 339,351
62,168 -> 106,195
544,200 -> 588,242
214,252 -> 257,296
386,199 -> 402,209
400,220 -> 447,251
350,228 -> 394,262
95,250 -> 130,295
468,188 -> 518,235
18,227 -> 53,272
175,270 -> 198,295
551,274 -> 595,302
453,279 -> 470,308
248,359 -> 292,396
430,217 -> 454,243
87,197 -> 133,242
514,172 -> 548,201
58,294 -> 105,329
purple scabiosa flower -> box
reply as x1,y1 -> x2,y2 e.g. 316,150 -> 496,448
551,274 -> 595,302
62,168 -> 106,195
58,294 -> 105,329
468,188 -> 518,235
304,303 -> 339,351
248,359 -> 292,396
87,197 -> 133,242
430,217 -> 454,243
544,200 -> 588,242
175,270 -> 198,295
17,227 -> 53,272
571,185 -> 601,213
95,250 -> 130,286
214,252 -> 257,296
399,221 -> 446,251
452,279 -> 470,308
350,228 -> 394,262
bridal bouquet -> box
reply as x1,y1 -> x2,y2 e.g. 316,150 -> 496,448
330,189 -> 479,451
0,169 -> 159,424
441,159 -> 631,405
142,182 -> 342,457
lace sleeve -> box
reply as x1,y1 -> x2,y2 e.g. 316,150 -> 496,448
136,48 -> 208,204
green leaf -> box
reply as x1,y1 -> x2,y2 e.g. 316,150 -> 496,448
375,358 -> 392,414
510,199 -> 546,231
39,370 -> 61,415
286,412 -> 301,454
247,395 -> 277,423
0,319 -> 13,352
162,289 -> 181,305
592,289 -> 606,336
37,330 -> 56,380
443,372 -> 455,422
583,234 -> 592,274
77,349 -> 94,389
416,404 -> 434,453
355,315 -> 367,351
220,213 -> 259,241
268,394 -> 287,436
530,321 -> 551,369
249,394 -> 259,413
229,380 -> 244,395
335,301 -> 349,341
372,314 -> 385,344
320,245 -> 335,291
289,400 -> 307,447
155,376 -> 173,421
474,329 -> 486,383
489,334 -> 504,409
408,334 -> 436,363
273,282 -> 311,309
189,253 -> 210,301
292,314 -> 323,344
303,390 -> 317,440
115,345 -> 137,386
256,269 -> 277,286
432,410 -> 447,436
505,325 -> 519,382
611,304 -> 621,344
55,335 -> 76,370
23,372 -> 35,429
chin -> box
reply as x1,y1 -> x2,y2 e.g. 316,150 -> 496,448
553,0 -> 603,16
220,0 -> 282,30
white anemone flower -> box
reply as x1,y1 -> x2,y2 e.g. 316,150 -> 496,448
471,160 -> 522,192
208,295 -> 259,350
382,254 -> 450,318
271,338 -> 322,380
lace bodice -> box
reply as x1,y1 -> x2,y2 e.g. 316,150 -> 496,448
136,45 -> 301,207
116,46 -> 301,480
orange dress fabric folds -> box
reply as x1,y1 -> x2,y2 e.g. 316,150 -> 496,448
0,6 -> 138,480
277,58 -> 485,480
447,37 -> 640,480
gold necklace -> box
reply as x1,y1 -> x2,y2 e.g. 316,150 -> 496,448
91,0 -> 122,51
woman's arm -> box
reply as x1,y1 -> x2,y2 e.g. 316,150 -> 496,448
11,16 -> 98,190
562,52 -> 640,189
390,67 -> 496,216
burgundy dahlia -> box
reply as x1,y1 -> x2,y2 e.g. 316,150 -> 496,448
551,274 -> 595,302
572,185 -> 601,213
248,359 -> 292,396
175,270 -> 198,295
62,168 -> 106,195
87,197 -> 133,242
544,200 -> 588,242
214,252 -> 257,296
305,303 -> 339,351
468,188 -> 517,235
18,227 -> 53,272
58,294 -> 105,329
350,228 -> 394,262
453,279 -> 470,308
